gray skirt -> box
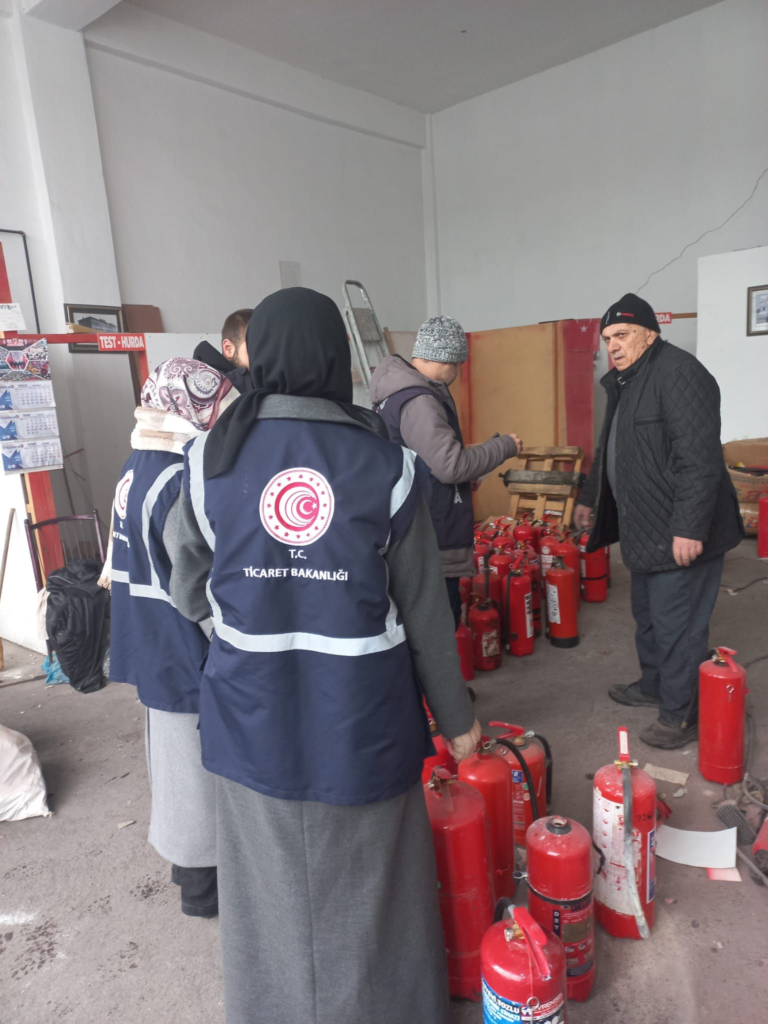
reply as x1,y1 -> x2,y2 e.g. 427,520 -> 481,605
217,776 -> 449,1024
145,709 -> 217,867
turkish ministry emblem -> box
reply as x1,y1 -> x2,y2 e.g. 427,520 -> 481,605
259,468 -> 334,545
115,469 -> 134,521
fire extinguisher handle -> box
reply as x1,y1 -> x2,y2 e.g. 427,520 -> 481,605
489,721 -> 525,737
511,907 -> 552,980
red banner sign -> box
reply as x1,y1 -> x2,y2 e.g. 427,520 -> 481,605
97,333 -> 146,352
655,312 -> 672,325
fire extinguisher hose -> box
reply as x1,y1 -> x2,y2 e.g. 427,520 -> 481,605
495,738 -> 540,824
533,733 -> 553,810
621,762 -> 650,940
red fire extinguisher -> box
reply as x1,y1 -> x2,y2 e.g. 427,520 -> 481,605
481,902 -> 567,1024
577,530 -> 608,603
459,575 -> 473,610
473,564 -> 504,614
504,566 -> 535,657
526,815 -> 595,1002
759,495 -> 768,559
490,722 -> 551,850
469,571 -> 502,671
551,532 -> 580,610
516,543 -> 542,636
545,558 -> 579,648
421,717 -> 458,783
513,513 -> 536,548
458,739 -> 516,899
593,727 -> 655,940
425,768 -> 494,1001
474,542 -> 492,573
456,621 -> 475,682
699,647 -> 749,785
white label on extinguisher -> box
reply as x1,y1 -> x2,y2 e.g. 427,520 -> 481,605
490,564 -> 498,574
540,548 -> 554,576
482,629 -> 500,659
546,582 -> 560,624
524,592 -> 534,638
592,787 -> 643,916
482,980 -> 565,1023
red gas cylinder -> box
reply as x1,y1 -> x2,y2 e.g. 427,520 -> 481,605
698,647 -> 748,785
489,550 -> 516,582
504,569 -> 534,657
425,769 -> 494,1001
469,599 -> 502,671
459,575 -> 473,611
513,514 -> 536,548
474,542 -> 492,573
481,904 -> 567,1024
458,740 -> 516,899
759,495 -> 768,559
593,727 -> 656,940
422,719 -> 458,784
578,530 -> 608,603
456,622 -> 475,682
545,559 -> 579,648
490,723 -> 550,850
552,533 -> 580,610
527,815 -> 595,1002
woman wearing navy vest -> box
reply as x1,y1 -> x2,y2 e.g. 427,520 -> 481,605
171,288 -> 480,1024
107,358 -> 236,918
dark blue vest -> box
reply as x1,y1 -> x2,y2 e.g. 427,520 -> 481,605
376,385 -> 474,550
183,418 -> 433,806
110,450 -> 209,712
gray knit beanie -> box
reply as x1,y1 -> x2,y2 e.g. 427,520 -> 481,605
413,315 -> 468,364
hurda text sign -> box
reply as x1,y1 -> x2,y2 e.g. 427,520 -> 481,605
97,333 -> 146,352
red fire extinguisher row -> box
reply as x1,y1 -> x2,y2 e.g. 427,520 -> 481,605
593,728 -> 655,940
526,815 -> 595,1002
458,740 -> 516,900
698,647 -> 749,785
425,769 -> 495,1002
481,902 -> 567,1024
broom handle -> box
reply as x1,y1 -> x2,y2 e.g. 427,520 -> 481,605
0,508 -> 16,603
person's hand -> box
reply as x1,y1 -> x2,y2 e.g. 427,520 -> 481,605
446,719 -> 482,763
508,434 -> 523,456
672,537 -> 703,567
573,504 -> 594,531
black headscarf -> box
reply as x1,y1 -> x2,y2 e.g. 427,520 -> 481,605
203,287 -> 379,478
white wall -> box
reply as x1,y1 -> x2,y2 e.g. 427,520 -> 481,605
697,246 -> 768,442
429,0 -> 768,351
84,5 -> 428,338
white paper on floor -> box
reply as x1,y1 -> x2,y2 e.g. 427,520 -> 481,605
656,824 -> 736,869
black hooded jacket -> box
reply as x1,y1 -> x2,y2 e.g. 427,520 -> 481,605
193,341 -> 253,394
579,339 -> 743,572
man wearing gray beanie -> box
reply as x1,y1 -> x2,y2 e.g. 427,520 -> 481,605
370,316 -> 521,627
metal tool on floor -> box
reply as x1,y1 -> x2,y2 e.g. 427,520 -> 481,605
342,280 -> 391,391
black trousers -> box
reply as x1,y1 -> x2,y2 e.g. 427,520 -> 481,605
445,578 -> 462,630
631,555 -> 724,725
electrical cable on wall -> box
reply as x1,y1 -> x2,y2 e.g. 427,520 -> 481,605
635,164 -> 768,294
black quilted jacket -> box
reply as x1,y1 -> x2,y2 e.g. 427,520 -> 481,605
579,340 -> 743,572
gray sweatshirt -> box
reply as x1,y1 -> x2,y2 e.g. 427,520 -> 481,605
170,394 -> 474,743
369,356 -> 518,576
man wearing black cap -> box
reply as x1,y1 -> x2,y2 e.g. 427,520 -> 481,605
574,294 -> 743,749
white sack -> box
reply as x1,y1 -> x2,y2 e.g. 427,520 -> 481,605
0,723 -> 52,821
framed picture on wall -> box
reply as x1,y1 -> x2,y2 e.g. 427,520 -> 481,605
64,303 -> 125,353
747,285 -> 768,336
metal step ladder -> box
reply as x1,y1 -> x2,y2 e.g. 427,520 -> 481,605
342,281 -> 391,395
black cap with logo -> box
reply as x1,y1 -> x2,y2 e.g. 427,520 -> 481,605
601,293 -> 660,333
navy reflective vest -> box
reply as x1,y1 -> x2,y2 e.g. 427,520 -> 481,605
110,450 -> 209,712
376,385 -> 474,551
183,418 -> 433,806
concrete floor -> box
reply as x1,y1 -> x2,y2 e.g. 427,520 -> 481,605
1,541 -> 767,1024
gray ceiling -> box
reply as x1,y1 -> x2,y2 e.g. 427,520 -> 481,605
130,0 -> 722,113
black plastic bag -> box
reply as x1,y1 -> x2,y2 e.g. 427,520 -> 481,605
45,559 -> 110,694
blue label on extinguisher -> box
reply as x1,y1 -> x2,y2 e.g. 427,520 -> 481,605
482,978 -> 566,1023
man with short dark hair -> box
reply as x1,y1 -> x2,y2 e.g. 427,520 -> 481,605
194,308 -> 253,392
575,293 -> 743,750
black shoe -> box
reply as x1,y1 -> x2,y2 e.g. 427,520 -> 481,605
639,719 -> 698,750
174,865 -> 219,919
608,681 -> 661,708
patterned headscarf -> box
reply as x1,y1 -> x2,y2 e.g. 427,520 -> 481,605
141,357 -> 232,430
